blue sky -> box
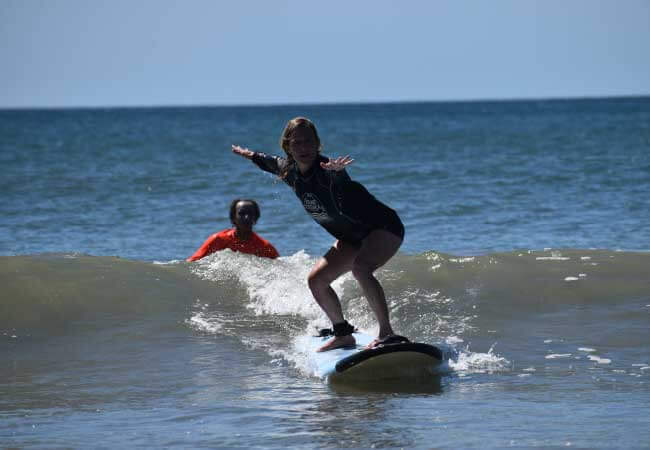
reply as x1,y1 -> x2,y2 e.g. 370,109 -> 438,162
1,0 -> 649,108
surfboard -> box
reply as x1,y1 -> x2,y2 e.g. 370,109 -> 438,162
308,331 -> 443,383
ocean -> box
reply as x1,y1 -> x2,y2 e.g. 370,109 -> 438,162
1,98 -> 649,448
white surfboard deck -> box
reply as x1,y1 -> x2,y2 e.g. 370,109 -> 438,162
306,332 -> 443,383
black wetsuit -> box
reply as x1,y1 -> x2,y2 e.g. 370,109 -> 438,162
252,153 -> 404,246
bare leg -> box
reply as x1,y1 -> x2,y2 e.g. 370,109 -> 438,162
308,240 -> 359,351
351,230 -> 403,346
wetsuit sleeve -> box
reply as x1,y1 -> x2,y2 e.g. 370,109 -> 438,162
187,233 -> 227,262
251,152 -> 286,176
330,167 -> 353,185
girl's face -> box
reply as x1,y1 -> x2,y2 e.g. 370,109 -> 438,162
287,127 -> 319,169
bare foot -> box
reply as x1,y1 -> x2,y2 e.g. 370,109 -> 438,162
365,334 -> 409,349
365,338 -> 381,350
317,335 -> 356,352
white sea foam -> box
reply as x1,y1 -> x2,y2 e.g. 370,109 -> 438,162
587,355 -> 612,364
449,345 -> 510,374
287,333 -> 319,377
546,354 -> 572,359
186,312 -> 223,333
537,251 -> 571,261
446,336 -> 464,344
192,250 -> 327,319
450,257 -> 475,263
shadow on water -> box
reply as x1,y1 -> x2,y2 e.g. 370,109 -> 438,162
281,376 -> 445,448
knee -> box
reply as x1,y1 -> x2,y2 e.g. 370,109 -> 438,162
307,270 -> 329,293
351,260 -> 375,281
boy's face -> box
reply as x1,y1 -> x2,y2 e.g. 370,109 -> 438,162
234,201 -> 257,230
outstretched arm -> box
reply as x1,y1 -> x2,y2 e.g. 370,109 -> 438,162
320,155 -> 354,171
232,144 -> 284,176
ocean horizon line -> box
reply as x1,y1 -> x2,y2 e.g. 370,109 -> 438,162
1,93 -> 649,113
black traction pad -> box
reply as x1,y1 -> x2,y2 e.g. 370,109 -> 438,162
335,342 -> 443,373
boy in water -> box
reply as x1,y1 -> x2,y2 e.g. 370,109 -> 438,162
187,199 -> 279,261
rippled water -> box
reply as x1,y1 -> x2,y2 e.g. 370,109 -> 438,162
2,98 -> 649,447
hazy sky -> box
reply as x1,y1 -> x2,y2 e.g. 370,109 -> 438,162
1,0 -> 649,108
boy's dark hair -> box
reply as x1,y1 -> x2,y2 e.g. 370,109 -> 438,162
229,199 -> 261,224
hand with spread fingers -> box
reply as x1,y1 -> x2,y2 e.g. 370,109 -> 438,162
320,155 -> 354,171
232,145 -> 255,159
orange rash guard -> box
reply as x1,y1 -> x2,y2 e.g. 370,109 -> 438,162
187,229 -> 279,261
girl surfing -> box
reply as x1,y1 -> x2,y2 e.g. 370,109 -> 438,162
232,117 -> 406,352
